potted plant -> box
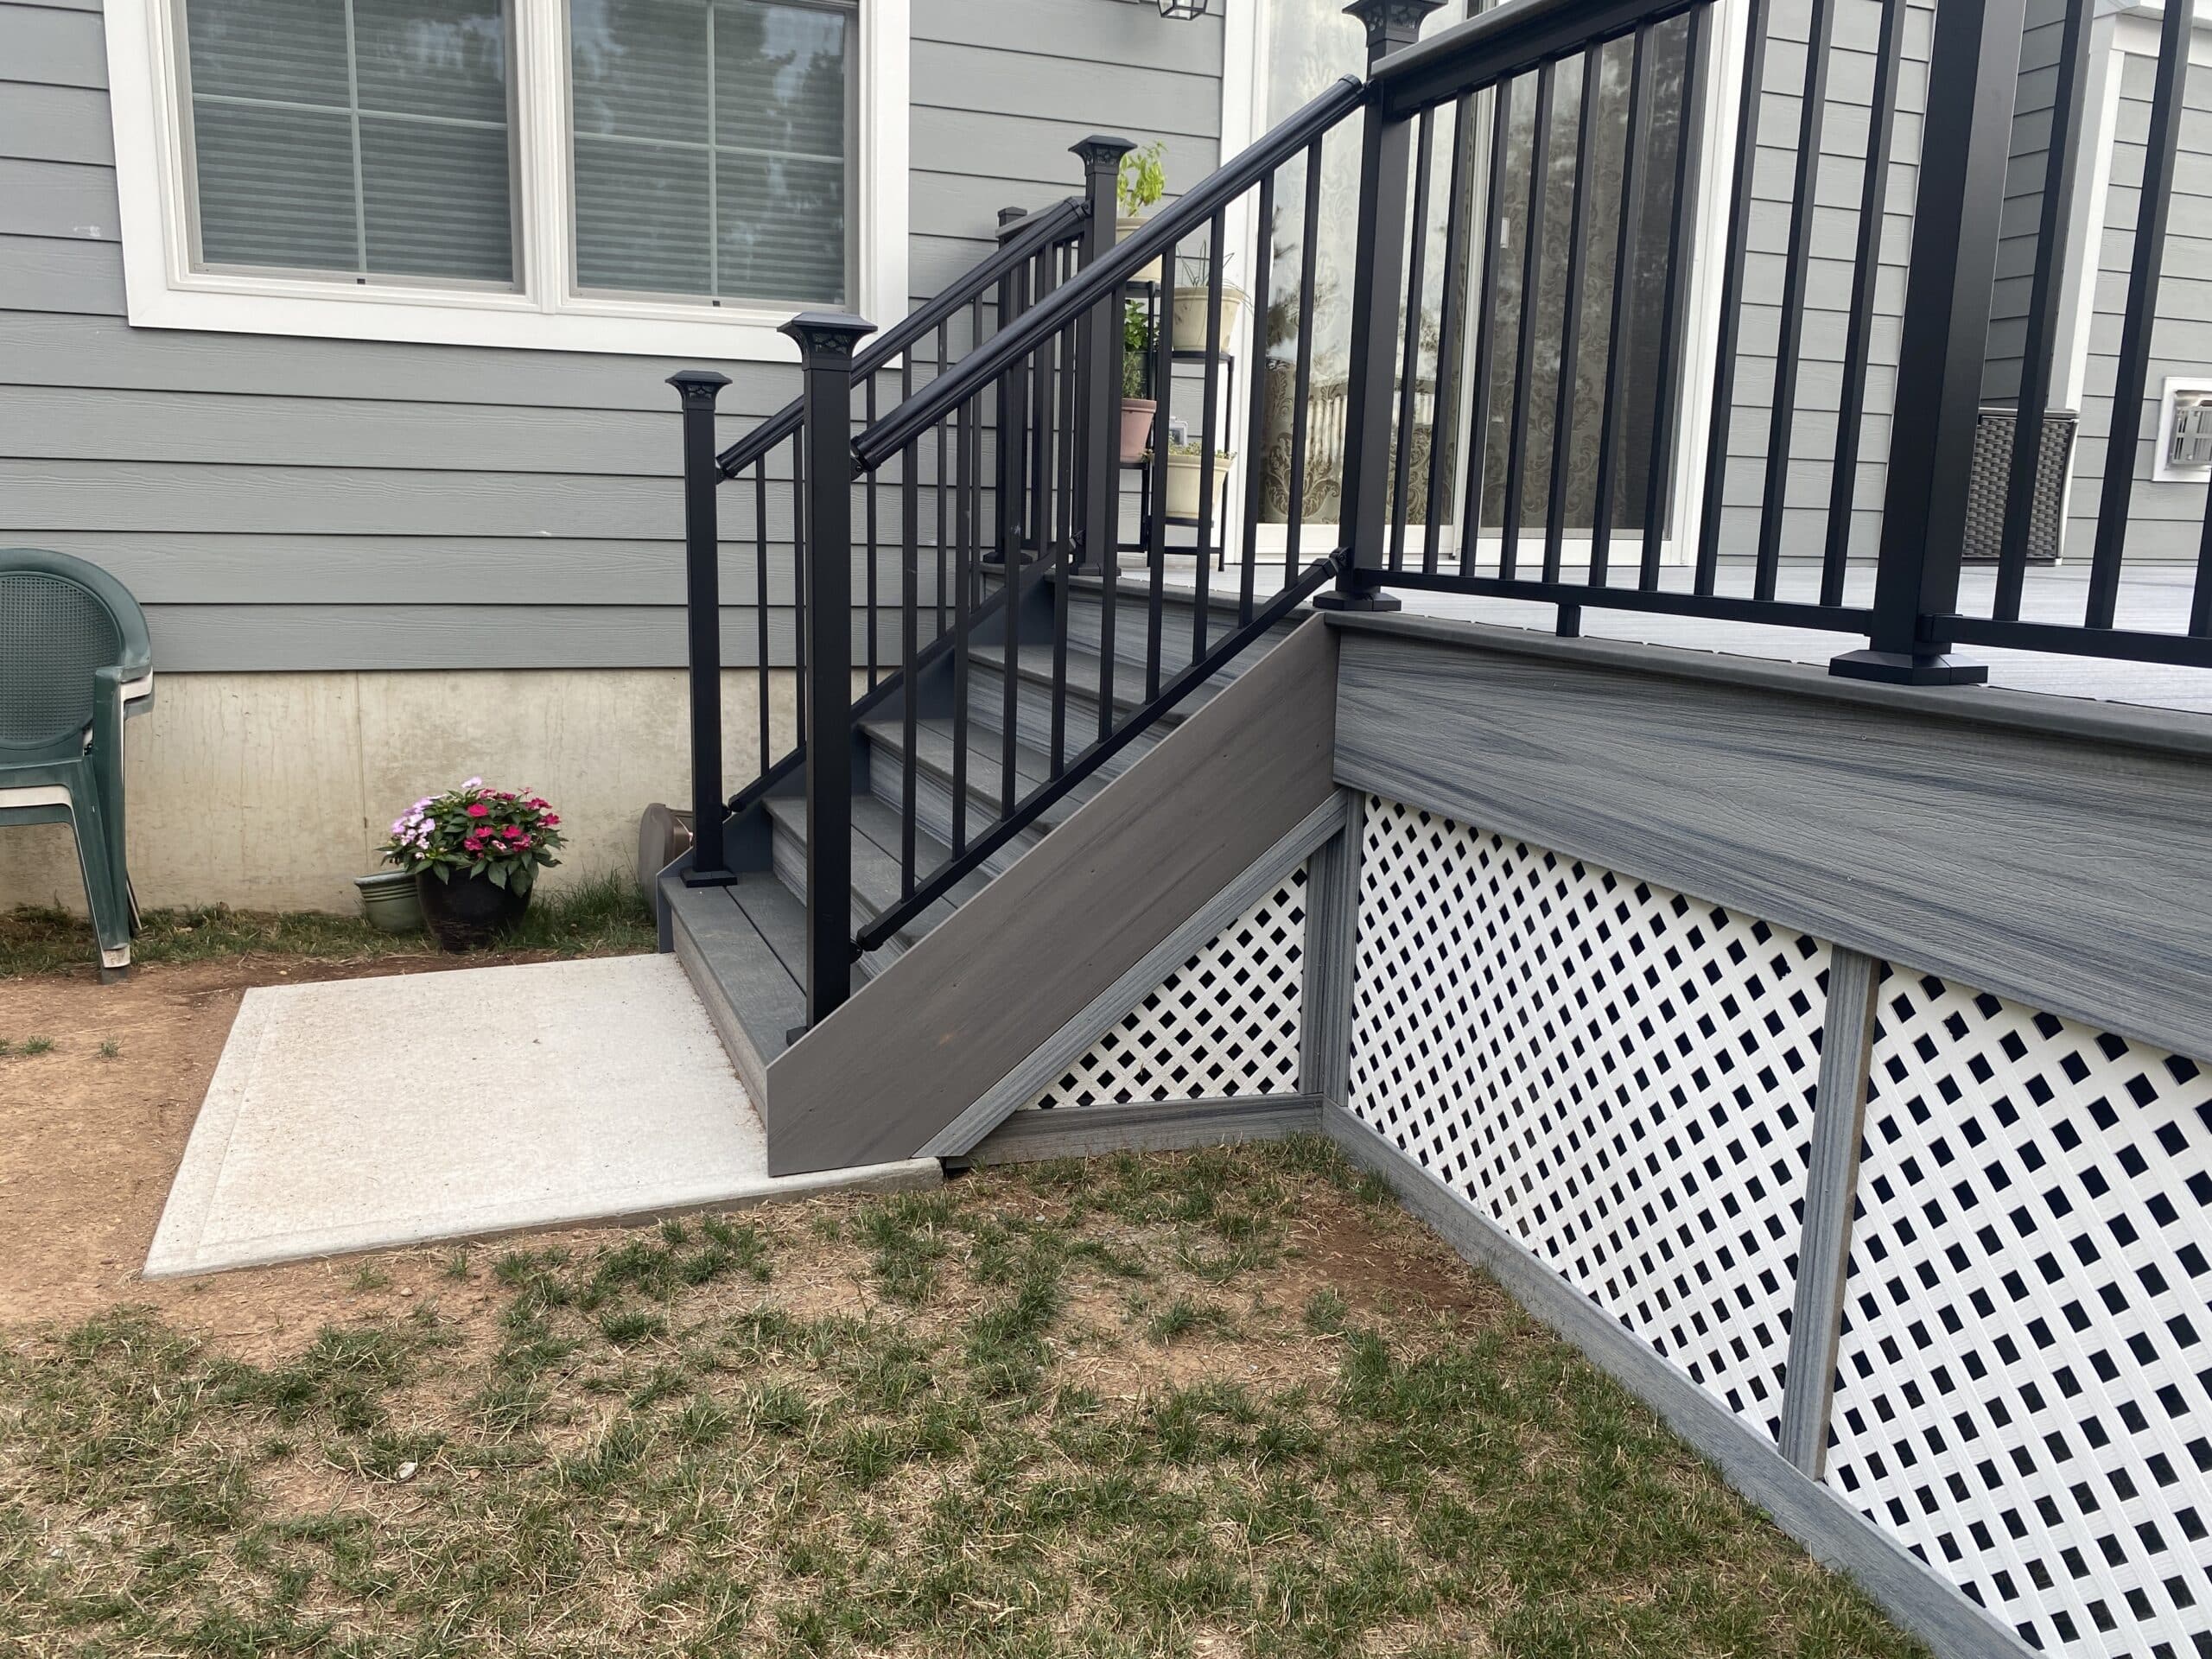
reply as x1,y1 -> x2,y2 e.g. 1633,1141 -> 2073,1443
1116,141 -> 1166,287
1162,437 -> 1236,523
1171,253 -> 1246,352
381,779 -> 564,951
352,868 -> 423,934
1121,299 -> 1157,463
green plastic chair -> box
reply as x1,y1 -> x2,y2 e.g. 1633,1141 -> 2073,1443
1,549 -> 154,978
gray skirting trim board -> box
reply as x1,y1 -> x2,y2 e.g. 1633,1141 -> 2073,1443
919,792 -> 1349,1159
1319,1103 -> 2036,1659
956,1095 -> 1324,1166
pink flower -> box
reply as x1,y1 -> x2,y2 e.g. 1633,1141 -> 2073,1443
466,803 -> 490,818
543,814 -> 561,826
518,834 -> 533,849
501,825 -> 524,842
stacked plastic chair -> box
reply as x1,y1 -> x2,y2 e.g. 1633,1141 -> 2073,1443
0,549 -> 153,978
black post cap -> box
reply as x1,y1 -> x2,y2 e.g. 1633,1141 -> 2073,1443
1071,135 -> 1141,171
666,367 -> 732,400
779,311 -> 878,359
1342,0 -> 1446,60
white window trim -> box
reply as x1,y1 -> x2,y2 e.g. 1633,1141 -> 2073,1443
104,0 -> 908,360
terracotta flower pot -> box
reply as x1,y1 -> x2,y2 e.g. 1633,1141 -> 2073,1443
416,868 -> 531,951
1120,397 -> 1157,463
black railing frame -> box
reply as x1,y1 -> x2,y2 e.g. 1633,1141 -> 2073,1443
1827,0 -> 2024,686
1314,0 -> 1445,613
785,311 -> 877,1027
670,368 -> 736,887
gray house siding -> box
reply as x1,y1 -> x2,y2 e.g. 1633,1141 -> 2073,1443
1713,0 -> 1932,563
2064,39 -> 2212,562
0,0 -> 1222,672
1983,0 -> 2069,407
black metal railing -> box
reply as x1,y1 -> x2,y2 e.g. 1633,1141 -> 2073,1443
670,197 -> 1089,899
678,0 -> 2212,1027
1328,0 -> 2212,676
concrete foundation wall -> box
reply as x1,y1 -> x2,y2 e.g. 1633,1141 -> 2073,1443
0,669 -> 810,916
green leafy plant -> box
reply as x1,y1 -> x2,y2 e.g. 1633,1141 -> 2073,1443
1116,141 -> 1166,217
1166,439 -> 1234,461
1122,299 -> 1154,399
381,779 -> 565,893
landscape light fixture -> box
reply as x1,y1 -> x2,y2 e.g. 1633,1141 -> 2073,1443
1149,0 -> 1214,17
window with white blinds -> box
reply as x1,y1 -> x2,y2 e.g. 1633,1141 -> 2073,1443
569,0 -> 855,306
121,0 -> 900,354
180,0 -> 518,285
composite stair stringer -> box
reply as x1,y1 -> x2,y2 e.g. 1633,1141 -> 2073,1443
760,616 -> 1341,1177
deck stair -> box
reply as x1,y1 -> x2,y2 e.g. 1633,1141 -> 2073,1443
661,573 -> 1315,1147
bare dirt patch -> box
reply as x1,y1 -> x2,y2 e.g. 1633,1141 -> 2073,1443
0,950 -> 646,1334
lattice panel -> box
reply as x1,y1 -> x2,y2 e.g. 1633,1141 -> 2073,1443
1028,868 -> 1306,1109
1827,968 -> 2212,1659
1345,796 -> 1828,1436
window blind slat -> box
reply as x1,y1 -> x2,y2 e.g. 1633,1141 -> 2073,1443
181,0 -> 516,284
191,99 -> 359,271
353,0 -> 511,124
569,0 -> 852,305
362,116 -> 516,281
575,138 -> 713,295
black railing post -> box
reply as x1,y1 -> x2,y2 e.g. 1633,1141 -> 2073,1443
1313,0 -> 1441,613
669,368 -> 737,887
1827,0 -> 2020,685
783,311 -> 876,1026
1072,137 -> 1136,575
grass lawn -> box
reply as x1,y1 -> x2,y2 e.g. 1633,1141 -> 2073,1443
0,1141 -> 1924,1658
0,871 -> 656,979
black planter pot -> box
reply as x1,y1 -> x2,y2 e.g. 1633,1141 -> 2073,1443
415,868 -> 531,951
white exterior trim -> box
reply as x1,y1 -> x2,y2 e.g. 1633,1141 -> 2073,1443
103,0 -> 909,361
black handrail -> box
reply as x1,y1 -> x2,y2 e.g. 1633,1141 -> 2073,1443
714,194 -> 1087,480
852,552 -> 1346,957
1367,0 -> 1702,116
852,76 -> 1368,469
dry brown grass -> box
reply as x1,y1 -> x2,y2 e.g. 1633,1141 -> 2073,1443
0,1141 -> 1926,1658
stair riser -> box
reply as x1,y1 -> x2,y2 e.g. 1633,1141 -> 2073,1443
864,745 -> 1028,879
765,814 -> 908,976
1062,594 -> 1302,693
957,662 -> 1158,785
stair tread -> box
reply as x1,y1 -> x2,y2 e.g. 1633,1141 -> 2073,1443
663,870 -> 807,1084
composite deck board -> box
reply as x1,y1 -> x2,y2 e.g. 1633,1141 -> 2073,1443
662,873 -> 806,1103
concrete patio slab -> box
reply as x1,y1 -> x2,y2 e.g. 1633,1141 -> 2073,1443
145,954 -> 938,1277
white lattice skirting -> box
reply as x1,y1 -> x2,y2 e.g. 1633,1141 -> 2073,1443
1027,866 -> 1306,1109
1344,792 -> 2212,1659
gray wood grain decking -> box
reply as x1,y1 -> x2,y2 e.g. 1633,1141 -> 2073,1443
1329,614 -> 2212,1064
